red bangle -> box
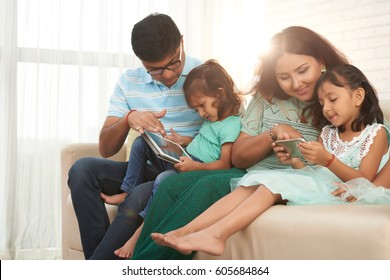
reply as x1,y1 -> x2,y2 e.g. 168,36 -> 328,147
125,110 -> 137,128
324,154 -> 335,167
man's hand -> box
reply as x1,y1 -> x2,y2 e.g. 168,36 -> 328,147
127,109 -> 167,136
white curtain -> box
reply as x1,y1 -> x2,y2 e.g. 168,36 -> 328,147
0,0 -> 265,259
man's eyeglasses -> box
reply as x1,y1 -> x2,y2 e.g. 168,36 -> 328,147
147,43 -> 183,76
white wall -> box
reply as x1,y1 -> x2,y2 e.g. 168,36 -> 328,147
263,0 -> 390,100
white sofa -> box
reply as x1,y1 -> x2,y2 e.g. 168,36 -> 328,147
61,100 -> 390,260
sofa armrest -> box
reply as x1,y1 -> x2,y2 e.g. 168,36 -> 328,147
61,143 -> 127,214
61,143 -> 126,259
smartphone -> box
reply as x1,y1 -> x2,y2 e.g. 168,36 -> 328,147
274,138 -> 306,158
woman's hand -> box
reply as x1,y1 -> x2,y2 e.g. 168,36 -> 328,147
273,124 -> 303,140
232,125 -> 302,169
272,142 -> 294,164
272,142 -> 304,168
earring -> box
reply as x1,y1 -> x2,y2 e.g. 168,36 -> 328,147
321,66 -> 327,73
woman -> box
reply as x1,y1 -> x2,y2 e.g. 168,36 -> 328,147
131,26 -> 349,260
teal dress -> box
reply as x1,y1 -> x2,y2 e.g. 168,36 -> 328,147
186,115 -> 242,162
131,93 -> 320,260
231,124 -> 390,205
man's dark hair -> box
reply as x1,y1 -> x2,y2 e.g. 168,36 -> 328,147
131,13 -> 182,62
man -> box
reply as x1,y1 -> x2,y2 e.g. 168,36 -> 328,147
68,13 -> 203,259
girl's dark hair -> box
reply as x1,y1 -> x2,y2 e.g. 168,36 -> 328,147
131,13 -> 181,62
251,26 -> 349,102
312,64 -> 383,132
183,59 -> 242,119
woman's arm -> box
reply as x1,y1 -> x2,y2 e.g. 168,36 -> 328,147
231,132 -> 273,169
232,124 -> 303,169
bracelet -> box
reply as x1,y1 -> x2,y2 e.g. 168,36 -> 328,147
125,110 -> 137,128
269,123 -> 278,142
324,154 -> 335,167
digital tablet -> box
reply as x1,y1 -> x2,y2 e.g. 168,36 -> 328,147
274,138 -> 306,158
142,130 -> 192,164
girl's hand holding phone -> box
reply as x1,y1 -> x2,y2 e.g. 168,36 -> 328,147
299,141 -> 332,166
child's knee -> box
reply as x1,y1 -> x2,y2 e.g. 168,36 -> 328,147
155,170 -> 177,185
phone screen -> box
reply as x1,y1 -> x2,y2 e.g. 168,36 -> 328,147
274,138 -> 306,158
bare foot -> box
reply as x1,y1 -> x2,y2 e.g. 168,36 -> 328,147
170,230 -> 226,256
114,237 -> 136,259
151,228 -> 187,246
151,232 -> 168,246
101,192 -> 127,205
152,229 -> 226,256
151,232 -> 192,255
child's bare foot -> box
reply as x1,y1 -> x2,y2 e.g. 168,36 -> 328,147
114,238 -> 136,259
101,192 -> 127,205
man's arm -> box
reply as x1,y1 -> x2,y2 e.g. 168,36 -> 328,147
99,116 -> 130,158
99,109 -> 168,158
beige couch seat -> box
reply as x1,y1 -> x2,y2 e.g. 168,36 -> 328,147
61,100 -> 390,260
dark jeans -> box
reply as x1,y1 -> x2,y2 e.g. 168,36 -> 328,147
121,136 -> 173,193
68,156 -> 159,260
140,169 -> 178,219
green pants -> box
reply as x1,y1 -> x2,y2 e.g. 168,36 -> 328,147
132,167 -> 246,260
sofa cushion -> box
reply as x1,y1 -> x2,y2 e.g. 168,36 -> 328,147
196,204 -> 390,260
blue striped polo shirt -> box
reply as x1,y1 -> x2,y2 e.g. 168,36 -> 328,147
108,55 -> 204,137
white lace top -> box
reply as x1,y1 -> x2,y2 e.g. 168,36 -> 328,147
321,123 -> 387,169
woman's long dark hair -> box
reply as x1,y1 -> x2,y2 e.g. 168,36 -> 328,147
251,26 -> 349,103
312,64 -> 383,131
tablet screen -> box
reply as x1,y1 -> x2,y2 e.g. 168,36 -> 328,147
142,131 -> 191,164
